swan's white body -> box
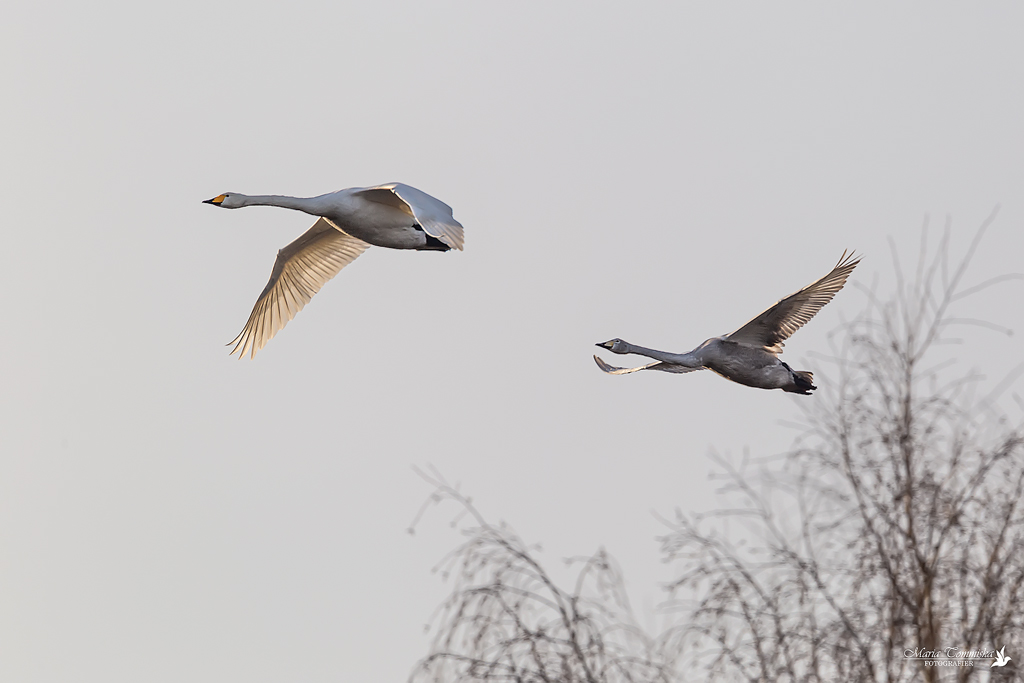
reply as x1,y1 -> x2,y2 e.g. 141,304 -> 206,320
204,183 -> 464,358
595,252 -> 860,394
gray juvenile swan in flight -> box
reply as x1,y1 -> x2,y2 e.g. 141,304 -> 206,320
594,251 -> 861,394
203,183 -> 464,358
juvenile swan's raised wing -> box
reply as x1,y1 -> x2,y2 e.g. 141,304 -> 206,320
355,183 -> 464,251
229,218 -> 370,359
726,251 -> 861,354
593,355 -> 704,375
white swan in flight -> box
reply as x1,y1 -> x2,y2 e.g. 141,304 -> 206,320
594,252 -> 860,394
203,183 -> 464,358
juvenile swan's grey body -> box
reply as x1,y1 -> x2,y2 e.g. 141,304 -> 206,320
203,183 -> 464,358
594,252 -> 860,394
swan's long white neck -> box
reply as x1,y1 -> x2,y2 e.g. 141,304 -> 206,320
236,194 -> 329,215
623,342 -> 701,367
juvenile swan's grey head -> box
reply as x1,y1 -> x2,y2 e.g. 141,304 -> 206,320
596,339 -> 630,354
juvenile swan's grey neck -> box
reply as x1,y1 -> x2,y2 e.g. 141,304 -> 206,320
623,342 -> 700,367
238,194 -> 328,215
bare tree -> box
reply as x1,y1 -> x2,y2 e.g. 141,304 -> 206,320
661,212 -> 1024,682
412,213 -> 1024,683
408,467 -> 675,683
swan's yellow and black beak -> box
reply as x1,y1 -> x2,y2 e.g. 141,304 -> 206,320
596,340 -> 614,350
203,194 -> 227,206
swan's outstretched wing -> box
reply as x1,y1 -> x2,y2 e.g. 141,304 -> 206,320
356,183 -> 465,251
593,355 -> 704,375
726,251 -> 860,354
229,218 -> 370,359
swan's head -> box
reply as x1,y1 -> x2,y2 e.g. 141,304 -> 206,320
596,338 -> 630,354
203,193 -> 245,209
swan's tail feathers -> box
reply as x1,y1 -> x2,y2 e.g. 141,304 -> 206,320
784,369 -> 816,395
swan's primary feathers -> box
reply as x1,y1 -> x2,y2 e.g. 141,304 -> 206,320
593,356 -> 703,375
227,218 -> 370,359
204,183 -> 464,358
725,250 -> 860,354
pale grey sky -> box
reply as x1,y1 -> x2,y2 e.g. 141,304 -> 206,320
2,3 -> 1022,681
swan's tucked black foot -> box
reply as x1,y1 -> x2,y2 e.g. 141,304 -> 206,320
781,362 -> 816,394
424,234 -> 451,251
417,227 -> 451,251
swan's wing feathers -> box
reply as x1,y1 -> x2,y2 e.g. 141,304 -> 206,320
652,363 -> 705,374
593,355 -> 703,375
594,355 -> 659,374
366,183 -> 465,251
229,218 -> 370,359
353,187 -> 415,216
726,251 -> 860,352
